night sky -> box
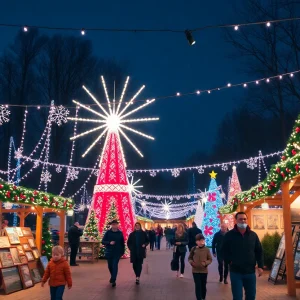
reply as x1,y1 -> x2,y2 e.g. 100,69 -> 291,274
0,1 -> 250,168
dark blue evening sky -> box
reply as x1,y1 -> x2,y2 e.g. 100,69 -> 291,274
0,1 -> 249,167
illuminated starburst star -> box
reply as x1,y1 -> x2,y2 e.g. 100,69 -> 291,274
128,177 -> 143,196
68,76 -> 159,157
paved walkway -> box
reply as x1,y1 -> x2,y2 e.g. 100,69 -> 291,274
1,239 -> 299,299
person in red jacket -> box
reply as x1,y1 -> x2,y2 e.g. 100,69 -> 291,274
41,245 -> 72,299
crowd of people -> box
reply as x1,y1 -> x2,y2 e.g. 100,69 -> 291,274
40,211 -> 263,300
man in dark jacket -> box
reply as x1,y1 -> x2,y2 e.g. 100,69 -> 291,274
102,220 -> 125,287
222,212 -> 263,300
68,222 -> 83,266
187,222 -> 202,251
212,223 -> 229,284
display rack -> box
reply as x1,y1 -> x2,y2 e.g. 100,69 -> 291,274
0,227 -> 46,295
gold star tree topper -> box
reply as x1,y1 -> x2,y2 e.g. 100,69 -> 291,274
209,170 -> 218,179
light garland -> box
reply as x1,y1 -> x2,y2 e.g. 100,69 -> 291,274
59,106 -> 79,196
10,109 -> 28,181
16,150 -> 282,179
0,17 -> 299,37
0,181 -> 73,210
0,70 -> 299,110
38,102 -> 55,191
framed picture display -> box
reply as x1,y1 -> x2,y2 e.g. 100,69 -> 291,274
280,215 -> 284,229
16,245 -> 25,256
40,256 -> 49,271
30,268 -> 42,283
5,228 -> 20,245
1,267 -> 23,294
0,236 -> 11,248
267,215 -> 279,230
0,251 -> 14,268
21,227 -> 33,237
28,238 -> 36,248
10,248 -> 22,265
23,243 -> 31,251
15,227 -> 24,237
270,258 -> 282,281
18,264 -> 34,288
276,234 -> 285,259
25,251 -> 34,262
253,215 -> 265,230
20,255 -> 28,264
32,248 -> 40,259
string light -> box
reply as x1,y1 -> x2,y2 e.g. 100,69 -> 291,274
16,150 -> 282,180
81,28 -> 85,35
59,106 -> 79,196
1,70 -> 299,109
234,25 -> 239,30
23,26 -> 28,32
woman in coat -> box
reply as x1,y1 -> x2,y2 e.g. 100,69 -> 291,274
172,223 -> 189,278
127,222 -> 149,284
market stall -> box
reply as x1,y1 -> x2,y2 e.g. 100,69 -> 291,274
220,115 -> 300,297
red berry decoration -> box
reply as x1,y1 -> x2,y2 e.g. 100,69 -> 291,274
0,184 -> 3,189
258,186 -> 263,192
13,186 -> 17,190
6,191 -> 11,198
296,164 -> 300,172
286,168 -> 291,173
30,197 -> 34,202
270,181 -> 276,187
251,192 -> 256,197
296,127 -> 300,133
276,167 -> 281,173
292,149 -> 297,156
33,190 -> 38,196
42,240 -> 45,244
281,172 -> 286,178
282,156 -> 286,161
14,196 -> 18,201
43,196 -> 48,201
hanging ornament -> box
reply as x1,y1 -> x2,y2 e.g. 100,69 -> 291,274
0,105 -> 11,125
67,167 -> 79,181
50,105 -> 69,126
197,166 -> 205,174
55,165 -> 62,173
171,168 -> 180,177
221,164 -> 228,171
245,158 -> 257,170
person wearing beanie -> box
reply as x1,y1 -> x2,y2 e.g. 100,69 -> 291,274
188,234 -> 212,300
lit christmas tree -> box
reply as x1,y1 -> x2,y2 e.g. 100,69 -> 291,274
42,217 -> 52,259
68,77 -> 158,259
84,210 -> 100,241
201,171 -> 223,247
223,166 -> 242,229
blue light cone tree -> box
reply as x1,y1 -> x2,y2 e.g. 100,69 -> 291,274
201,171 -> 223,247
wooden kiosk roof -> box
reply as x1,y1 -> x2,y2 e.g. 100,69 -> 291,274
0,181 -> 74,252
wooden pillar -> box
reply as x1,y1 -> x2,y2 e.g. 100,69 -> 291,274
282,181 -> 296,297
18,212 -> 25,227
59,211 -> 65,248
35,207 -> 43,252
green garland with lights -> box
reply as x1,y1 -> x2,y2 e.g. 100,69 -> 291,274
220,115 -> 300,214
42,217 -> 52,259
0,181 -> 73,210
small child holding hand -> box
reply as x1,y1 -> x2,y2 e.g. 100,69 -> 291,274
41,245 -> 72,299
188,234 -> 212,300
